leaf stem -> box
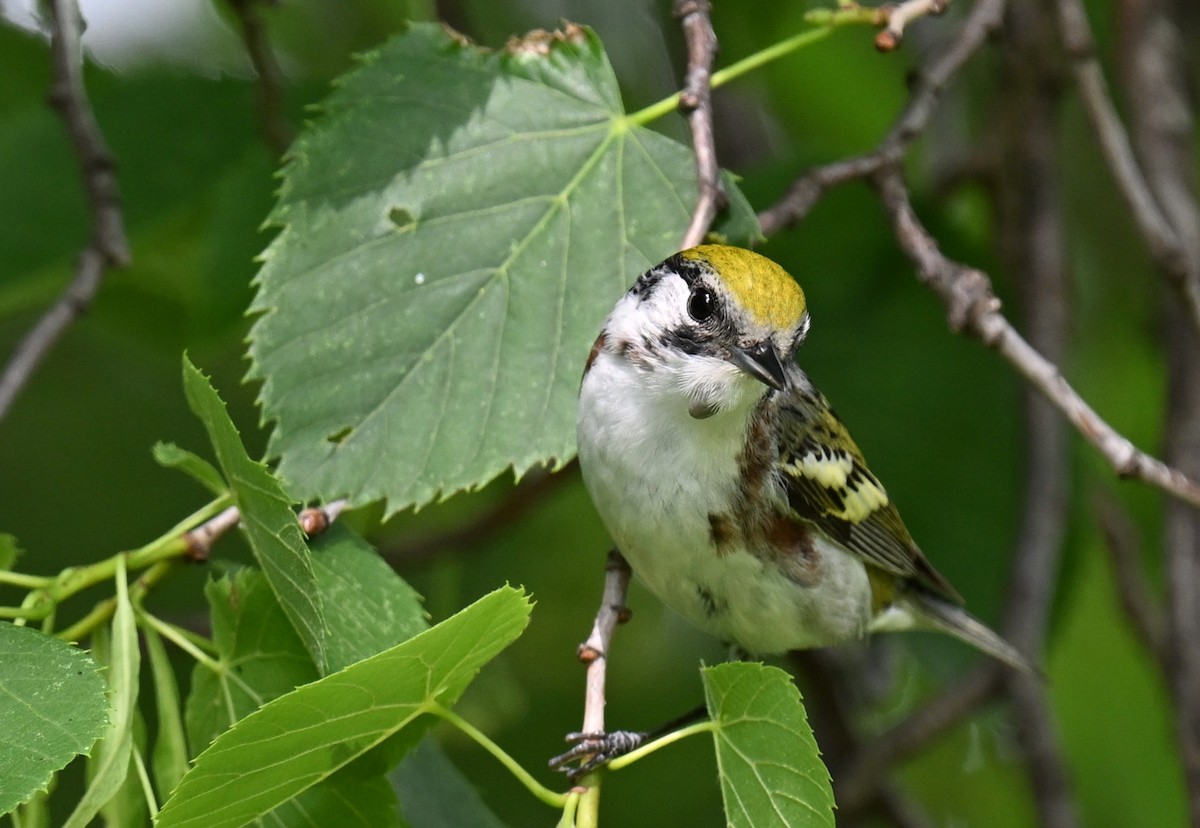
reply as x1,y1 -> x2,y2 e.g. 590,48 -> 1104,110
46,494 -> 230,602
57,560 -> 175,642
627,24 -> 836,126
137,610 -> 219,671
427,702 -> 568,808
132,748 -> 158,818
574,778 -> 602,828
605,719 -> 716,772
557,789 -> 581,828
0,570 -> 52,589
6,495 -> 232,633
710,25 -> 837,90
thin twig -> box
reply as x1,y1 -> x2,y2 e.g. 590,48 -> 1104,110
875,0 -> 951,52
993,9 -> 1080,819
994,0 -> 1070,659
674,0 -> 724,249
791,649 -> 935,828
1007,679 -> 1078,827
577,550 -> 633,737
837,664 -> 1003,812
1119,0 -> 1200,819
1163,304 -> 1200,828
757,0 -> 1006,235
0,0 -> 130,427
1053,0 -> 1200,334
1094,492 -> 1167,663
183,505 -> 241,562
226,0 -> 292,157
873,166 -> 1200,509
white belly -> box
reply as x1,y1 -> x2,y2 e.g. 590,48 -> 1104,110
577,353 -> 872,654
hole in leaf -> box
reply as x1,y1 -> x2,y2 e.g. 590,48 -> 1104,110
388,207 -> 416,232
326,426 -> 354,445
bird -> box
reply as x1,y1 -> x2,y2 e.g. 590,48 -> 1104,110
575,244 -> 1027,671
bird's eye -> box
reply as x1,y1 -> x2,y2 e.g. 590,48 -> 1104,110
687,287 -> 716,322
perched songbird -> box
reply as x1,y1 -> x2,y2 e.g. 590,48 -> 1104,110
576,245 -> 1025,670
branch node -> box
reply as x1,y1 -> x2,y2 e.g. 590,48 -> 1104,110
183,532 -> 212,563
577,644 -> 602,664
299,499 -> 348,537
875,30 -> 902,52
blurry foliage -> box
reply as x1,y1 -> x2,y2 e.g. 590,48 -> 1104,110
0,0 -> 1190,825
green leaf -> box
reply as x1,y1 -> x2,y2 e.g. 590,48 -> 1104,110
309,524 -> 428,673
144,625 -> 190,801
158,586 -> 532,828
703,662 -> 834,828
185,530 -> 427,752
152,441 -> 228,497
184,570 -> 400,827
264,771 -> 403,828
97,709 -> 150,828
181,354 -> 328,672
63,564 -> 141,828
0,533 -> 21,570
185,570 -> 319,753
247,22 -> 760,515
392,738 -> 507,828
0,623 -> 108,815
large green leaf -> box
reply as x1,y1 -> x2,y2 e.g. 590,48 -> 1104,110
309,525 -> 428,672
184,569 -> 403,828
0,623 -> 108,815
159,586 -> 531,828
182,355 -> 328,672
392,738 -> 507,828
185,570 -> 320,754
247,22 -> 759,515
703,662 -> 834,828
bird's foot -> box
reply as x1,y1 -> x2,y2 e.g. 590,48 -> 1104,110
548,729 -> 648,780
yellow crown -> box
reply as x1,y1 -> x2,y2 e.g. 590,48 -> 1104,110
681,245 -> 807,330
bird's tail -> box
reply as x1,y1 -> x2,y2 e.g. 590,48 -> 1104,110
907,590 -> 1033,674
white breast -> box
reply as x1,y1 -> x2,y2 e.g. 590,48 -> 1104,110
577,349 -> 873,654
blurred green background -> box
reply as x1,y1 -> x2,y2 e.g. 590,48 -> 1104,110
0,0 -> 1186,825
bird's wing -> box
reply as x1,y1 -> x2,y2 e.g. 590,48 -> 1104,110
774,389 -> 962,604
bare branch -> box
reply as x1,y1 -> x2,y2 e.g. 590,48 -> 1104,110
1053,0 -> 1200,333
1094,492 -> 1167,663
1162,305 -> 1200,827
993,0 -> 1070,659
992,10 -> 1080,819
758,0 -> 1006,235
1120,0 -> 1200,814
674,0 -> 724,249
227,0 -> 292,158
1006,678 -> 1078,827
576,549 -> 633,739
791,649 -> 935,828
183,505 -> 242,562
873,167 -> 1200,509
837,664 -> 1002,812
875,0 -> 951,52
0,0 -> 130,427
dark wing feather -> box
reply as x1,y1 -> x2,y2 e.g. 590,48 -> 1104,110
774,389 -> 962,603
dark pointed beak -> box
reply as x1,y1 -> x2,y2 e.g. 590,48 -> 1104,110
729,341 -> 787,391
